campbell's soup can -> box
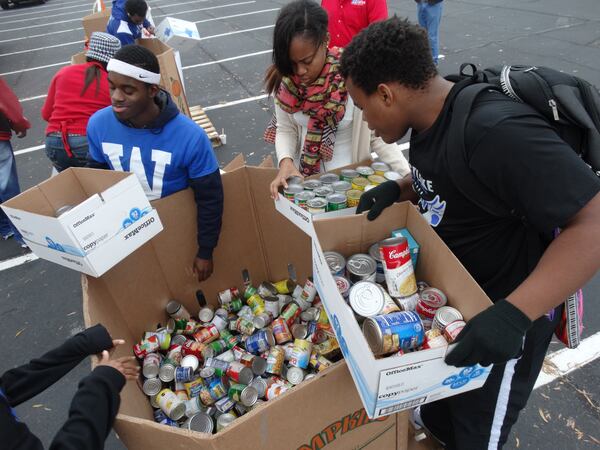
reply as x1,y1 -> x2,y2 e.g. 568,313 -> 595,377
379,237 -> 417,298
158,389 -> 186,421
299,278 -> 317,305
417,287 -> 449,320
181,340 -> 204,359
363,311 -> 424,356
432,306 -> 463,332
444,320 -> 466,343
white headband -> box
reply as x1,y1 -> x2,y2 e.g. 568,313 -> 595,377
107,58 -> 161,85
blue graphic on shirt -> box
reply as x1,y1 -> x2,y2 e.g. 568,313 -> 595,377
442,366 -> 486,389
412,166 -> 447,227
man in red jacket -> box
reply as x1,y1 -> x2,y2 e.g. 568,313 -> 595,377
0,77 -> 30,246
322,0 -> 388,48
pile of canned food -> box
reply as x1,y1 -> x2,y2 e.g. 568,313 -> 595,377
325,232 -> 466,358
134,274 -> 342,433
282,161 -> 403,213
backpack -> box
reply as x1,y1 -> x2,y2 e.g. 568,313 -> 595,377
444,63 -> 600,348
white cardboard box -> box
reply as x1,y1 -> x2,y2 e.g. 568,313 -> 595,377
309,202 -> 493,418
1,168 -> 163,277
155,17 -> 200,53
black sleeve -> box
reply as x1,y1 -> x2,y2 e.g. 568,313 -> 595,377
85,156 -> 110,170
190,168 -> 224,260
49,366 -> 125,450
467,113 -> 600,234
0,389 -> 44,450
0,324 -> 113,407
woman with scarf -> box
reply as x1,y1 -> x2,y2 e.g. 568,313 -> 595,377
266,0 -> 410,199
42,32 -> 121,172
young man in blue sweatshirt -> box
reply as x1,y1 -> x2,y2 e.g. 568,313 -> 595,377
87,45 -> 224,282
106,0 -> 155,46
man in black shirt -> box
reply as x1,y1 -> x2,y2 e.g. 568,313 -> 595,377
1,324 -> 139,449
340,17 -> 600,449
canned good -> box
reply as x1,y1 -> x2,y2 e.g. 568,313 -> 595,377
215,395 -> 236,413
182,320 -> 200,335
158,360 -> 176,383
381,289 -> 402,314
280,301 -> 302,328
257,282 -> 278,298
302,179 -> 322,191
340,169 -> 359,182
227,361 -> 254,385
184,377 -> 204,398
367,242 -> 386,284
396,292 -> 420,312
228,383 -> 259,407
346,253 -> 377,283
443,320 -> 466,342
175,389 -> 189,402
418,288 -> 449,317
379,237 -> 417,298
319,173 -> 340,184
198,307 -> 215,323
314,185 -> 334,198
300,306 -> 320,323
265,346 -> 285,375
307,197 -> 328,214
171,334 -> 188,347
287,175 -> 303,185
309,351 -> 333,372
283,183 -> 304,201
142,353 -> 161,378
265,382 -> 289,400
384,170 -> 402,181
252,312 -> 273,329
158,389 -> 186,421
363,311 -> 424,355
264,296 -> 281,318
298,278 -> 317,305
211,314 -> 228,332
371,161 -> 390,176
332,180 -> 352,193
200,366 -> 216,379
219,329 -> 239,349
289,339 -> 312,369
356,166 -> 375,177
224,297 -> 244,313
273,279 -> 297,295
346,189 -> 362,207
193,324 -> 220,345
286,367 -> 305,385
245,329 -> 275,354
142,377 -> 162,396
180,354 -> 200,371
278,294 -> 293,310
167,317 -> 186,334
243,284 -> 258,299
153,328 -> 172,351
291,323 -> 308,340
326,193 -> 347,211
250,377 -> 268,399
216,412 -> 237,432
184,398 -> 203,419
247,294 -> 266,315
349,281 -> 385,317
324,251 -> 346,276
313,337 -> 341,360
218,287 -> 240,305
351,176 -> 370,191
183,411 -> 214,433
166,300 -> 191,320
175,366 -> 194,383
294,190 -> 316,210
199,386 -> 216,406
208,378 -> 228,400
422,328 -> 449,349
216,349 -> 236,363
133,334 -> 160,359
432,306 -> 463,332
234,317 -> 256,335
272,318 -> 293,344
367,174 -> 386,186
205,357 -> 230,377
237,305 -> 254,321
154,409 -> 178,426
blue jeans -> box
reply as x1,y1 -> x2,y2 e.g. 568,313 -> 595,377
45,133 -> 90,172
0,140 -> 23,240
417,1 -> 443,65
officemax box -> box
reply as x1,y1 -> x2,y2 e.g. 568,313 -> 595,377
155,17 -> 201,53
1,168 -> 162,277
82,160 -> 409,449
311,202 -> 493,418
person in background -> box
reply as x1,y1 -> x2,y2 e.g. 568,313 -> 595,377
0,324 -> 139,450
86,45 -> 224,283
341,17 -> 600,449
415,0 -> 444,64
107,0 -> 155,46
265,0 -> 410,199
42,32 -> 121,172
321,0 -> 388,48
0,77 -> 30,248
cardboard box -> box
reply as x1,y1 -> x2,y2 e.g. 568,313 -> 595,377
310,202 -> 493,418
155,17 -> 201,53
1,168 -> 163,277
137,39 -> 191,117
82,9 -> 111,40
83,163 -> 409,449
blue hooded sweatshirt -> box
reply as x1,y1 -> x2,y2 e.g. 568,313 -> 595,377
106,0 -> 151,46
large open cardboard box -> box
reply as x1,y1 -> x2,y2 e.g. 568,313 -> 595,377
311,203 -> 493,418
83,163 -> 409,449
82,9 -> 111,40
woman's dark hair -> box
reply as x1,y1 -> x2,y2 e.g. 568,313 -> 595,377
340,16 -> 437,94
81,57 -> 108,97
113,44 -> 160,74
125,0 -> 148,17
264,0 -> 328,95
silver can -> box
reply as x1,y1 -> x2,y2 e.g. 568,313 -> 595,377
368,242 -> 386,284
356,165 -> 375,177
432,306 -> 463,331
215,350 -> 235,363
258,282 -> 278,298
349,281 -> 385,317
346,253 -> 377,283
238,385 -> 259,407
158,362 -> 176,383
142,377 -> 162,396
184,396 -> 204,418
251,356 -> 267,376
294,190 -> 315,207
253,312 -> 273,329
340,169 -> 359,182
286,366 -> 305,385
198,307 -> 215,323
306,197 -> 328,214
287,175 -> 303,185
384,170 -> 402,181
371,161 -> 390,174
302,179 -> 322,191
283,183 -> 304,200
319,173 -> 340,184
166,300 -> 191,320
324,251 -> 346,276
291,323 -> 308,340
300,307 -> 320,323
183,412 -> 214,433
181,355 -> 200,372
314,185 -> 335,198
264,296 -> 280,318
216,412 -> 237,431
250,377 -> 267,399
332,180 -> 352,193
142,353 -> 161,378
211,314 -> 228,332
171,334 -> 188,346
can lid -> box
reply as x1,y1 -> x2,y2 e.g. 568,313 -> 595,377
181,355 -> 200,371
349,281 -> 384,317
283,184 -> 303,194
326,192 -> 347,203
165,300 -> 182,315
384,171 -> 401,181
324,251 -> 346,274
159,364 -> 176,383
346,189 -> 363,200
302,179 -> 322,190
286,176 -> 303,186
217,412 -> 237,429
238,366 -> 254,385
169,402 -> 187,421
379,236 -> 406,247
286,367 -> 305,385
166,318 -> 176,334
347,254 -> 377,277
200,366 -> 216,378
300,307 -> 320,323
351,176 -> 370,186
306,197 -> 328,208
319,173 -> 340,184
332,181 -> 351,192
184,397 -> 203,417
421,287 -> 448,308
356,165 -> 375,175
434,306 -> 463,328
368,242 -> 383,262
240,385 -> 259,407
291,323 -> 308,340
362,317 -> 384,355
171,334 -> 188,346
264,330 -> 275,348
202,346 -> 215,359
314,185 -> 334,197
143,377 -> 162,396
250,377 -> 267,398
371,161 -> 390,172
252,315 -> 268,329
185,412 -> 214,433
251,356 -> 267,376
340,169 -> 358,177
295,190 -> 316,201
199,307 -> 215,323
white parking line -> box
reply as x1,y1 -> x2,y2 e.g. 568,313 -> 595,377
0,41 -> 84,58
0,0 -> 91,17
197,24 -> 274,40
182,49 -> 271,69
1,61 -> 69,77
0,253 -> 40,272
0,7 -> 91,25
204,94 -> 268,111
194,8 -> 278,24
14,144 -> 45,156
0,28 -> 81,44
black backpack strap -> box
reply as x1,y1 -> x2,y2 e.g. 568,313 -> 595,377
445,81 -> 513,217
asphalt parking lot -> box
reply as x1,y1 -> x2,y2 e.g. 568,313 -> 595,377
0,0 -> 599,448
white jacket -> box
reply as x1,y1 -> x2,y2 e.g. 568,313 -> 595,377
274,104 -> 411,177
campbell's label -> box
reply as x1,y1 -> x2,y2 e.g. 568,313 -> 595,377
379,238 -> 417,298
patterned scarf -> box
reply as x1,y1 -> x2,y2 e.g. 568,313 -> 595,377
264,47 -> 348,175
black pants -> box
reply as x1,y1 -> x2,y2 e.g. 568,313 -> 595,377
421,310 -> 560,450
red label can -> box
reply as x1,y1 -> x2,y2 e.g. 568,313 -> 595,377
379,237 -> 417,298
443,320 -> 466,342
280,302 -> 301,328
133,334 -> 160,359
182,340 -> 205,359
193,324 -> 220,344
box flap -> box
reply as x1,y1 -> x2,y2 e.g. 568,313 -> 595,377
223,154 -> 245,172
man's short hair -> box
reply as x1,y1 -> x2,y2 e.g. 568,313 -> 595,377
340,17 -> 437,94
125,0 -> 148,18
112,44 -> 160,74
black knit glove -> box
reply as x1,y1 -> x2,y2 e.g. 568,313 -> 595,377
445,299 -> 532,367
356,180 -> 401,221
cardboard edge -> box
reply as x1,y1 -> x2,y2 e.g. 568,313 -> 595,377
223,154 -> 245,172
